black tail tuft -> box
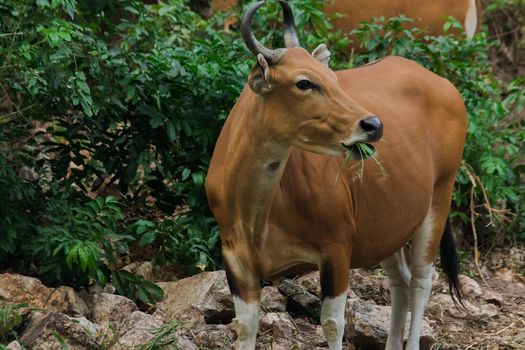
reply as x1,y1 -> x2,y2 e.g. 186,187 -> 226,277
439,218 -> 466,309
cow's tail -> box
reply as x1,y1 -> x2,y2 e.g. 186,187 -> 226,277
439,218 -> 466,309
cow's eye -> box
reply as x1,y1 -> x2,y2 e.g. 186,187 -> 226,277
296,79 -> 316,90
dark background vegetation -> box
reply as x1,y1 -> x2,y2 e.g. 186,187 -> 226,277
0,0 -> 523,305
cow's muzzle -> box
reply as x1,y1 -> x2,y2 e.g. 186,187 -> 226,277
358,116 -> 383,142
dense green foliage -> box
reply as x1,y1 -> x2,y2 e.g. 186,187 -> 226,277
0,0 -> 523,302
0,0 -> 245,291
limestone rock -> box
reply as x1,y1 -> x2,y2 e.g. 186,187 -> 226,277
430,293 -> 498,319
459,275 -> 482,297
277,279 -> 321,321
261,286 -> 287,313
92,293 -> 138,326
70,316 -> 100,338
295,271 -> 322,298
6,341 -> 23,350
19,311 -> 100,350
190,324 -> 236,349
46,286 -> 89,317
482,289 -> 503,306
154,270 -> 234,325
294,318 -> 327,348
268,313 -> 295,348
109,311 -> 166,350
345,298 -> 434,350
0,274 -> 53,308
0,274 -> 89,317
123,261 -> 153,281
88,283 -> 116,295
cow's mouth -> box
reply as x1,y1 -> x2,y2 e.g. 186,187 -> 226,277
342,142 -> 376,160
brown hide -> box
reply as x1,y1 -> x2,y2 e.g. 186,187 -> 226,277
324,0 -> 482,37
205,50 -> 467,301
210,0 -> 482,38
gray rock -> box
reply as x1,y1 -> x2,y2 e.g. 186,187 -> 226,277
277,279 -> 321,321
295,271 -> 322,298
190,324 -> 235,349
88,283 -> 116,294
19,311 -> 101,350
269,313 -> 295,349
6,341 -> 23,350
70,316 -> 100,338
459,275 -> 482,297
92,293 -> 138,326
261,286 -> 287,313
345,298 -> 434,350
123,261 -> 153,281
430,293 -> 498,319
294,318 -> 327,348
109,311 -> 164,350
46,286 -> 89,317
154,270 -> 234,325
482,289 -> 503,306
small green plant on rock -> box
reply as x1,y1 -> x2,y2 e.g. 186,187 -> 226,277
0,303 -> 27,344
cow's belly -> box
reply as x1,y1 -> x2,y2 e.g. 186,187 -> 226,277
349,173 -> 433,267
257,225 -> 322,280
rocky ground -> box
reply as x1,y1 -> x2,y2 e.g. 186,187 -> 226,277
0,245 -> 524,350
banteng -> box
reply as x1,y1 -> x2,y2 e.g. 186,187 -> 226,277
205,1 -> 468,349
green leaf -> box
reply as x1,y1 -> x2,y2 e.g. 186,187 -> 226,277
139,231 -> 157,246
78,246 -> 89,272
52,331 -> 69,350
192,172 -> 204,185
137,282 -> 164,304
166,121 -> 176,142
96,269 -> 107,286
158,5 -> 175,16
77,80 -> 90,94
182,168 -> 191,181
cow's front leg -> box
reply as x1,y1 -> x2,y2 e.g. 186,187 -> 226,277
223,249 -> 261,350
319,248 -> 350,350
232,295 -> 260,349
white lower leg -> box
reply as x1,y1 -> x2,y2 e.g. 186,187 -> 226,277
406,263 -> 434,350
382,252 -> 411,350
233,296 -> 260,350
321,292 -> 347,350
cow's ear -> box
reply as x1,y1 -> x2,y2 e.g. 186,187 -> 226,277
312,44 -> 331,66
248,54 -> 272,95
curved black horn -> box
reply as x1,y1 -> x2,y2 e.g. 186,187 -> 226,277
241,1 -> 285,64
279,0 -> 300,48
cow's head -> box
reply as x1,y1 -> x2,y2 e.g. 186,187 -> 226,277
242,1 -> 383,159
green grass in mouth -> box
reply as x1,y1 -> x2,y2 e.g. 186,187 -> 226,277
336,143 -> 387,182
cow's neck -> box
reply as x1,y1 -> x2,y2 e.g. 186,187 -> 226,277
223,99 -> 290,239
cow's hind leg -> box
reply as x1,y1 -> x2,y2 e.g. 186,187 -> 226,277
381,248 -> 411,350
405,212 -> 442,350
320,246 -> 351,350
406,177 -> 457,350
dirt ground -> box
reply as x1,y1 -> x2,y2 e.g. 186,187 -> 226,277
350,243 -> 525,350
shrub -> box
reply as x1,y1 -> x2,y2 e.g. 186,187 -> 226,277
1,0 -> 248,287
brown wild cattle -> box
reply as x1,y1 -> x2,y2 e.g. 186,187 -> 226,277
205,1 -> 468,349
210,0 -> 482,39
